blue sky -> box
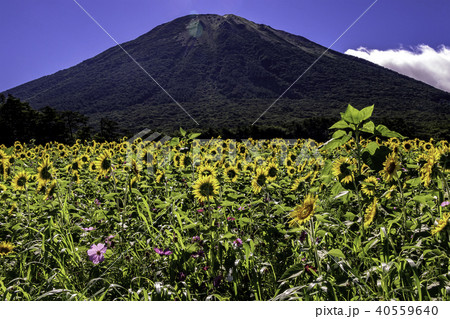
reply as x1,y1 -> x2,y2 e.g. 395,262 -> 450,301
1,0 -> 450,92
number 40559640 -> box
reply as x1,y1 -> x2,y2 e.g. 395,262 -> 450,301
375,306 -> 438,316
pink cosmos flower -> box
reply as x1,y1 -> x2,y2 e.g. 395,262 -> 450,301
441,201 -> 450,207
82,227 -> 95,232
87,243 -> 107,264
233,238 -> 243,247
105,235 -> 116,247
154,247 -> 173,255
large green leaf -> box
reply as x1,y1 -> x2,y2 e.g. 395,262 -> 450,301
365,141 -> 379,155
360,105 -> 374,121
341,104 -> 362,125
375,124 -> 406,139
332,130 -> 347,139
330,120 -> 351,130
279,263 -> 304,281
327,249 -> 346,259
360,121 -> 375,134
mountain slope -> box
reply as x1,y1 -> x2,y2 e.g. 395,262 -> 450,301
3,14 -> 450,133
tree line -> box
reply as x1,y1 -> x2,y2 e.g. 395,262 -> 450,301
0,94 -> 122,146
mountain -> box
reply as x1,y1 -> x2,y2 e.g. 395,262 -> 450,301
2,14 -> 450,138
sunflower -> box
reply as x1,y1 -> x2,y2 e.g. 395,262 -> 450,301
95,150 -> 113,176
0,160 -> 10,180
0,149 -> 8,162
289,194 -> 318,227
198,164 -> 216,177
192,175 -> 220,202
381,153 -> 400,183
266,162 -> 278,182
45,180 -> 57,199
431,213 -> 449,236
364,198 -> 378,228
251,167 -> 268,194
156,169 -> 166,184
384,184 -> 397,199
130,176 -> 139,188
238,145 -> 247,155
80,154 -> 90,165
291,178 -> 301,191
0,242 -> 15,256
402,140 -> 414,152
422,142 -> 434,152
89,162 -> 97,172
130,158 -> 142,176
420,150 -> 440,187
287,166 -> 297,177
18,152 -> 27,161
224,166 -> 239,183
26,150 -> 35,159
361,176 -> 379,196
332,157 -> 356,184
14,143 -> 23,152
67,158 -> 82,172
36,158 -> 54,186
244,163 -> 255,174
72,171 -> 81,184
179,154 -> 192,168
12,170 -> 30,191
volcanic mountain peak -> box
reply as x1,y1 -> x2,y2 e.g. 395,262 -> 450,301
2,14 -> 449,134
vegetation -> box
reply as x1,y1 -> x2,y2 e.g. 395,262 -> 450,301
1,105 -> 449,300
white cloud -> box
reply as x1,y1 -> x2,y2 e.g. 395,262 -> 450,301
345,45 -> 450,93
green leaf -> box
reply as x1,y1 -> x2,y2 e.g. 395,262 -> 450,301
221,200 -> 235,207
188,132 -> 201,140
169,137 -> 180,146
320,135 -> 351,151
341,104 -> 362,125
406,177 -> 421,187
360,105 -> 374,121
330,120 -> 351,130
332,130 -> 347,139
360,121 -> 375,134
279,263 -> 304,281
413,194 -> 435,205
179,127 -> 186,137
327,249 -> 345,259
365,141 -> 379,155
375,125 -> 406,139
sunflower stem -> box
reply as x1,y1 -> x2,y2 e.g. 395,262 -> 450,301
310,218 -> 321,274
396,177 -> 406,231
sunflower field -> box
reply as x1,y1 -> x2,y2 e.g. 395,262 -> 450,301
0,105 -> 449,301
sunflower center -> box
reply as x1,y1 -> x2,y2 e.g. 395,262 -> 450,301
387,162 -> 397,174
256,174 -> 266,186
300,204 -> 314,219
340,163 -> 351,175
227,170 -> 236,179
199,182 -> 214,196
17,177 -> 27,187
101,159 -> 111,170
268,167 -> 277,177
40,166 -> 52,180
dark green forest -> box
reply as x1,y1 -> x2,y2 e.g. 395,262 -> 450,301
0,94 -> 448,146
